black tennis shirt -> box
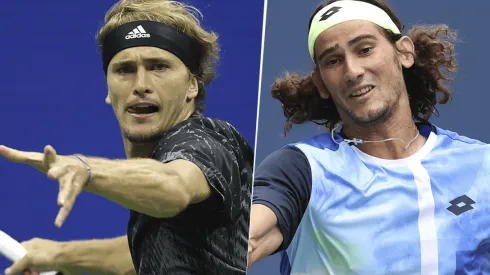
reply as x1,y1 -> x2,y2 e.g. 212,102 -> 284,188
127,112 -> 253,275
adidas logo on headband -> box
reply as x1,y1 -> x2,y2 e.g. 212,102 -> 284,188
125,25 -> 151,40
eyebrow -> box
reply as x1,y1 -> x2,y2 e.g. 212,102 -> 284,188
111,57 -> 169,68
317,34 -> 378,62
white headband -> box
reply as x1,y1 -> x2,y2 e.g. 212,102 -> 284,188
308,1 -> 401,60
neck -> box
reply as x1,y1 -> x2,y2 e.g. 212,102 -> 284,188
342,103 -> 426,160
123,139 -> 158,159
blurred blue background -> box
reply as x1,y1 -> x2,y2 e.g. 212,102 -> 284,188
249,0 -> 490,274
0,0 -> 263,272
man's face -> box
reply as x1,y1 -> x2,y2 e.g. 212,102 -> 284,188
106,46 -> 198,143
314,20 -> 409,125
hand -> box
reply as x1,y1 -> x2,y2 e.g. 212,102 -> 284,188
4,238 -> 71,275
0,145 -> 89,227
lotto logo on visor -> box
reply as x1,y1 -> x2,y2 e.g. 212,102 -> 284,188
307,1 -> 401,60
125,25 -> 151,40
319,7 -> 342,21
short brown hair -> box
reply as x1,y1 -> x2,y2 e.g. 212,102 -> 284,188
96,0 -> 220,112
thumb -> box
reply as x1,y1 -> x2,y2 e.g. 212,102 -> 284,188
43,145 -> 57,169
5,255 -> 31,275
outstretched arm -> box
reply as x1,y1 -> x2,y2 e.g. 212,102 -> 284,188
248,146 -> 313,268
83,157 -> 211,218
0,145 -> 211,227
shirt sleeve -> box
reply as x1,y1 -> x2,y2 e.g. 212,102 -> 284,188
252,146 -> 312,251
154,130 -> 241,222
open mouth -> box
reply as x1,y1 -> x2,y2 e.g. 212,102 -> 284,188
350,86 -> 375,98
127,104 -> 160,115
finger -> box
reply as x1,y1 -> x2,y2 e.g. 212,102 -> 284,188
20,239 -> 34,247
43,145 -> 57,169
5,255 -> 31,275
47,166 -> 68,181
55,200 -> 75,228
57,174 -> 75,207
0,146 -> 44,169
56,174 -> 79,227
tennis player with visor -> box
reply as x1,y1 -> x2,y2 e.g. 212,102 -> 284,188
248,0 -> 490,274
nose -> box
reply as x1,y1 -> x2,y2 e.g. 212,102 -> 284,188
343,56 -> 365,85
133,68 -> 152,96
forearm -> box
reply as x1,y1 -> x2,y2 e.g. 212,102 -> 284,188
249,226 -> 283,266
59,235 -> 135,275
82,157 -> 190,218
248,204 -> 284,267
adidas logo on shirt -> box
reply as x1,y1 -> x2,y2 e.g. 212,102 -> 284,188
125,25 -> 151,39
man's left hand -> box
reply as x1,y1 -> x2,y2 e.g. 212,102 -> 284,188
0,145 -> 88,228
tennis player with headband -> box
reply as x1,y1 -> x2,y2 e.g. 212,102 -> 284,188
249,0 -> 490,274
1,1 -> 253,275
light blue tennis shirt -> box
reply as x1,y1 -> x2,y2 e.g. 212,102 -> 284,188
253,125 -> 490,274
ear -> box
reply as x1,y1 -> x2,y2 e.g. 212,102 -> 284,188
104,78 -> 113,105
395,36 -> 415,69
186,76 -> 199,101
312,69 -> 330,99
105,88 -> 112,105
105,94 -> 112,105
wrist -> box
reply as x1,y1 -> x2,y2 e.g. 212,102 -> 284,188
55,241 -> 74,272
71,154 -> 92,190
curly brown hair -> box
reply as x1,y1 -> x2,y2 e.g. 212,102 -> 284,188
272,0 -> 458,133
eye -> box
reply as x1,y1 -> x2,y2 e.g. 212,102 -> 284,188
321,57 -> 343,69
151,63 -> 168,71
326,59 -> 339,66
359,47 -> 373,55
116,66 -> 134,74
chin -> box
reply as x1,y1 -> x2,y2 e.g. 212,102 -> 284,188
349,106 -> 391,125
122,126 -> 164,144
